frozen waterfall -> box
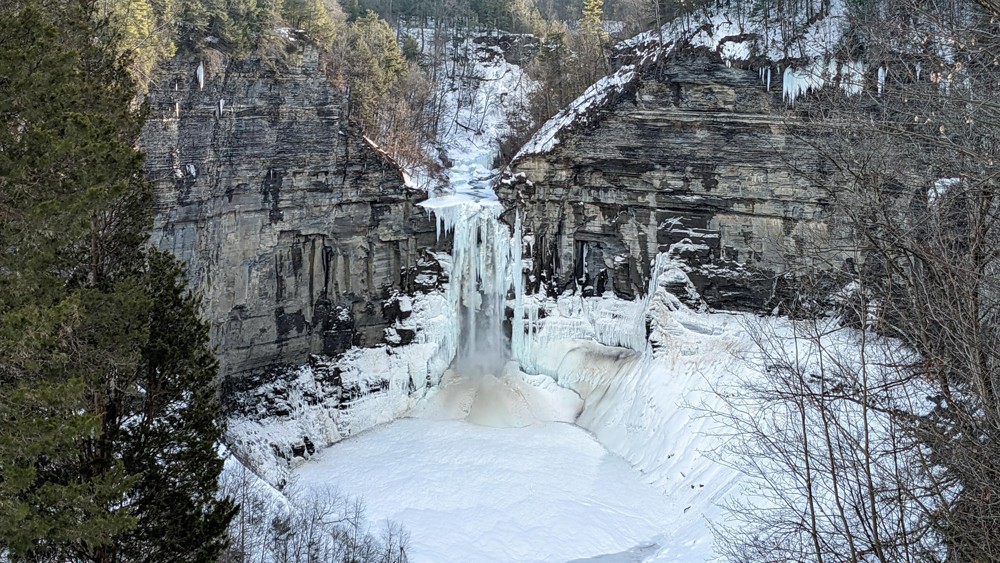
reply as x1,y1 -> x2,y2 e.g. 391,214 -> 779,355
422,197 -> 521,376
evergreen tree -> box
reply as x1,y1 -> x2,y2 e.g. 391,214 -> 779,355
470,0 -> 514,29
338,0 -> 363,20
281,0 -> 341,44
577,0 -> 608,78
339,10 -> 408,128
178,0 -> 279,55
581,0 -> 607,38
0,0 -> 234,560
96,0 -> 178,90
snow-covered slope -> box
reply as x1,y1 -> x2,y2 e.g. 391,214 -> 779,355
403,24 -> 537,194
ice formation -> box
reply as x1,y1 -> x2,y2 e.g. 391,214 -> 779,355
422,197 -> 518,375
413,23 -> 538,376
245,10 -> 947,562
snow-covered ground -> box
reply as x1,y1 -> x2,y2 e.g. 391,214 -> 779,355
295,418 -> 674,562
289,277 -> 750,562
230,14 -> 924,562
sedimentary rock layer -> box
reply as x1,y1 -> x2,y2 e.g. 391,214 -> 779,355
502,54 -> 848,308
143,48 -> 436,378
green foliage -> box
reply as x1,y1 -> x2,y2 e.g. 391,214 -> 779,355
178,0 -> 280,55
401,34 -> 421,61
578,0 -> 608,71
106,252 -> 237,561
0,0 -> 233,559
470,0 -> 514,28
281,0 -> 342,44
96,0 -> 178,89
339,10 -> 408,126
338,0 -> 363,19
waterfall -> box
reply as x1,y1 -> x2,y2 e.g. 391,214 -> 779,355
424,198 -> 521,376
407,21 -> 540,377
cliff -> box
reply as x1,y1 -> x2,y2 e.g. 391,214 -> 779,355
142,47 -> 437,379
500,52 -> 850,309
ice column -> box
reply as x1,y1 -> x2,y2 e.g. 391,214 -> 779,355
429,200 -> 519,376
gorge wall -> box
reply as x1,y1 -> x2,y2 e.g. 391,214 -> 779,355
142,47 -> 437,380
500,53 -> 850,309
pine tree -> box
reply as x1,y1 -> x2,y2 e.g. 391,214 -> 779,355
281,0 -> 341,45
339,10 -> 408,130
581,0 -> 608,40
0,0 -> 234,559
338,0 -> 363,20
96,0 -> 178,90
103,252 -> 236,561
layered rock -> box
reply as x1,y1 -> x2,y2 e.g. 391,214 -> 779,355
500,51 -> 849,309
142,47 -> 437,379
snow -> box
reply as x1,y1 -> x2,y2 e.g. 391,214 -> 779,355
929,177 -> 960,206
513,36 -> 670,160
295,418 -> 676,563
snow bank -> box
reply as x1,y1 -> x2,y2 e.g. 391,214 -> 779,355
511,271 -> 748,561
513,33 -> 673,160
225,291 -> 458,486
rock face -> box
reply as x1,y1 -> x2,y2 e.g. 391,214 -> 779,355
501,53 -> 849,309
142,48 -> 437,379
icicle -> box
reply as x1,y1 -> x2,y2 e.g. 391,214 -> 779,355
766,67 -> 771,92
839,61 -> 866,96
174,102 -> 180,117
424,199 -> 516,376
196,61 -> 205,90
877,66 -> 887,95
915,62 -> 922,81
783,66 -> 797,105
217,99 -> 226,118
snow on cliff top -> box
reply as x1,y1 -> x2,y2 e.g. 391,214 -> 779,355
512,32 -> 677,161
512,2 -> 849,161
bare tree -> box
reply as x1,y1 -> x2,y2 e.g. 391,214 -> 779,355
716,0 -> 1000,560
219,462 -> 409,563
